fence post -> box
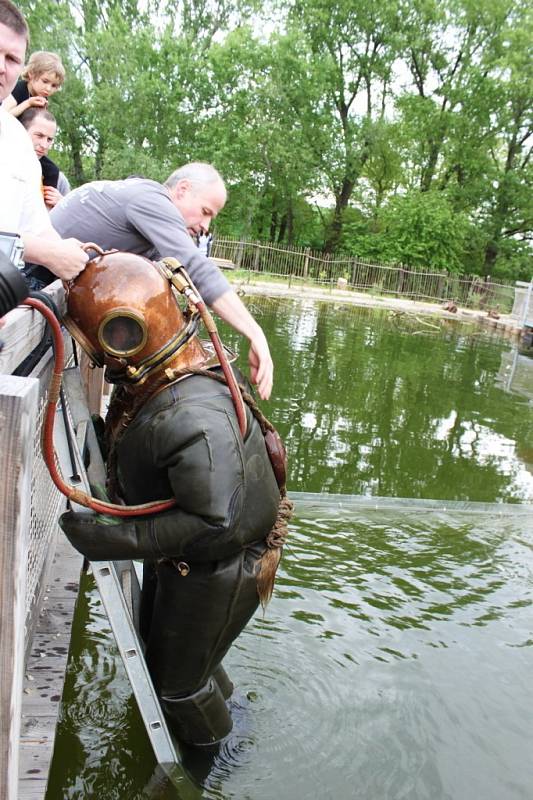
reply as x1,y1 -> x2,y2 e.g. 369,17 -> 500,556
397,265 -> 405,295
253,241 -> 260,272
236,240 -> 244,270
519,279 -> 533,327
350,258 -> 357,287
0,375 -> 39,800
322,253 -> 332,291
303,248 -> 310,280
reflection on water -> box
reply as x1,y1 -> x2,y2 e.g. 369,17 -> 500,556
250,300 -> 533,502
497,349 -> 533,403
47,505 -> 533,800
46,299 -> 533,799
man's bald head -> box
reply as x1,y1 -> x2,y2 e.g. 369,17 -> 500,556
165,162 -> 227,238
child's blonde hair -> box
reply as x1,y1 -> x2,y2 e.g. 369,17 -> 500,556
21,51 -> 65,85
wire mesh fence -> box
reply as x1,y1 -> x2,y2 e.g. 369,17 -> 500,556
25,388 -> 66,623
19,346 -> 74,651
211,237 -> 516,313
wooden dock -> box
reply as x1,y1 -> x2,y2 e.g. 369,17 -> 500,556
18,535 -> 83,799
211,256 -> 235,270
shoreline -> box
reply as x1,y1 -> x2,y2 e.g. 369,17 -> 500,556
229,277 -> 524,341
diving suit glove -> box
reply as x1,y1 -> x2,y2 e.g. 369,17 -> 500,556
59,510 -> 153,562
59,504 -> 245,563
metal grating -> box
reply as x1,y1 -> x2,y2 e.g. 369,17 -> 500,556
25,394 -> 66,620
24,349 -> 73,637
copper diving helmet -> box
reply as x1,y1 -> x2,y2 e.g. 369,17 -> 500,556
63,250 -> 226,384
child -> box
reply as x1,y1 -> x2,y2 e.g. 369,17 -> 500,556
3,50 -> 65,118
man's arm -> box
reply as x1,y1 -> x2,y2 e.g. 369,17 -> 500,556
211,290 -> 273,401
14,148 -> 89,280
126,186 -> 274,398
23,229 -> 88,280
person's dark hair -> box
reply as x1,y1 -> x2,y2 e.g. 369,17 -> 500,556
0,0 -> 29,39
18,106 -> 56,130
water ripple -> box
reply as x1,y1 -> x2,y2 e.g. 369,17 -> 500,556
48,505 -> 533,800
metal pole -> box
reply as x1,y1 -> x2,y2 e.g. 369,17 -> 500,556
520,278 -> 533,327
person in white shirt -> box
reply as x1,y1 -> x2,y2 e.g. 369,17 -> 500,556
0,0 -> 87,281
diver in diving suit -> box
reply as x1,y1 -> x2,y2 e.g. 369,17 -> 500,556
58,250 -> 291,747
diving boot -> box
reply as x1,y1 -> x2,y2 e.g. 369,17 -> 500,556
161,676 -> 232,746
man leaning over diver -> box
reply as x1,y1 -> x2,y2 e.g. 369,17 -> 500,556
50,164 -> 274,399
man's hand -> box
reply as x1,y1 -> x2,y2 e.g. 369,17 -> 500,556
23,232 -> 89,280
50,238 -> 89,280
248,330 -> 273,400
43,186 -> 63,209
211,289 -> 274,400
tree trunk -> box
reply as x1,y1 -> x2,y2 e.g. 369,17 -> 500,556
286,203 -> 294,245
482,138 -> 518,275
278,213 -> 287,243
482,239 -> 500,276
68,132 -> 86,187
324,176 -> 355,253
269,208 -> 278,242
420,140 -> 441,192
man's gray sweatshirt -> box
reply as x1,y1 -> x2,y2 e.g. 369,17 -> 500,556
50,178 -> 230,305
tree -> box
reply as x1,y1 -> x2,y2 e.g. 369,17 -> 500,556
478,6 -> 532,274
17,0 -> 531,279
280,0 -> 401,252
396,0 -> 532,276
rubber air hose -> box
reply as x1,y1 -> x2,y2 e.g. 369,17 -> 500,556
25,296 -> 177,517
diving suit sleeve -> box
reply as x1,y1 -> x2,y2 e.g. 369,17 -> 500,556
59,405 -> 251,563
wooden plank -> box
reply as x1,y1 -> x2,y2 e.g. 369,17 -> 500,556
18,742 -> 54,786
0,376 -> 40,800
0,282 -> 65,375
19,383 -> 83,798
78,349 -> 106,417
18,534 -> 83,800
17,780 -> 49,800
19,716 -> 58,741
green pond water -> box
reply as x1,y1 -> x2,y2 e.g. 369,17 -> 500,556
46,298 -> 533,800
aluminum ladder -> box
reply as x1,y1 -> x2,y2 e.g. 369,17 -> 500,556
59,366 -> 178,770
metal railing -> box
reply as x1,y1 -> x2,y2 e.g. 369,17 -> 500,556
0,284 -> 69,800
211,237 -> 516,313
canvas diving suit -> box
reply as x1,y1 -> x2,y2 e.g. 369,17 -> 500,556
58,250 -> 288,747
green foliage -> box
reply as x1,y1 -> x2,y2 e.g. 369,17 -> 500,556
16,0 -> 532,281
340,193 -> 472,272
380,192 -> 471,272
